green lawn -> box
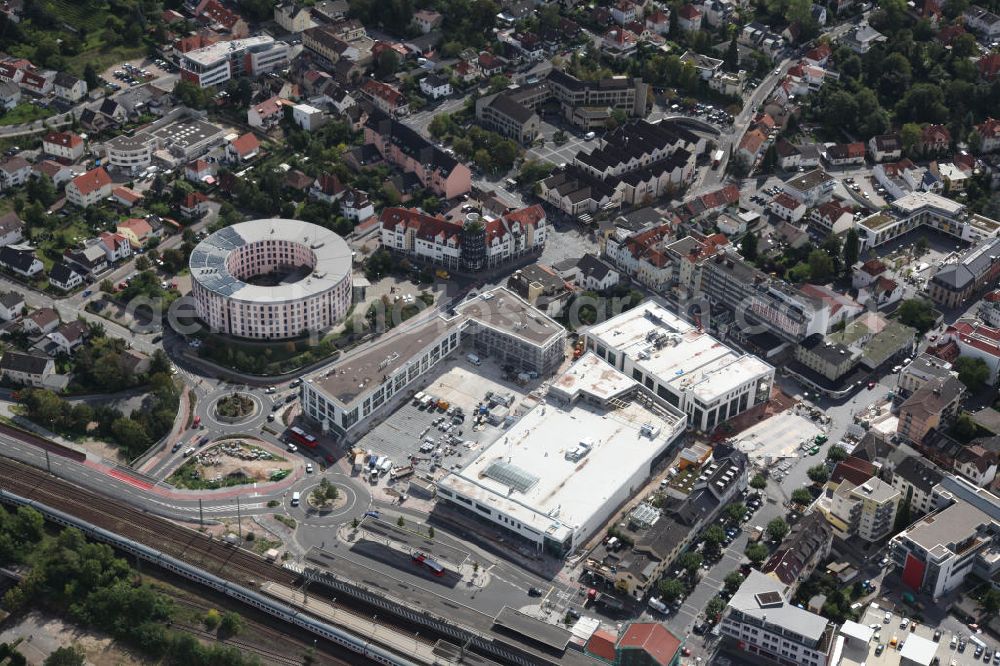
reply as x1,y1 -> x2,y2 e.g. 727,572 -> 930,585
0,103 -> 54,126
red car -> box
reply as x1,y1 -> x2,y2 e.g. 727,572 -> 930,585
325,454 -> 336,464
867,381 -> 876,390
682,647 -> 692,657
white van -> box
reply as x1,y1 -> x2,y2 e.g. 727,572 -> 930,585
466,353 -> 481,366
648,597 -> 668,613
584,131 -> 596,140
291,492 -> 300,506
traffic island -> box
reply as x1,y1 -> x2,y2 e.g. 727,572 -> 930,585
212,392 -> 258,424
168,438 -> 292,490
306,478 -> 348,513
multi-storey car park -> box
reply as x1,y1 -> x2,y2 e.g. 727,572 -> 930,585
189,219 -> 352,340
300,287 -> 566,436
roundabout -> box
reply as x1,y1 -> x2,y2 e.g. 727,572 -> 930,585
212,392 -> 258,423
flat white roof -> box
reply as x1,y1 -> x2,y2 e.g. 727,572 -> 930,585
548,350 -> 637,403
585,301 -> 773,403
892,191 -> 964,216
899,634 -> 937,666
438,395 -> 685,540
839,620 -> 874,644
182,36 -> 278,67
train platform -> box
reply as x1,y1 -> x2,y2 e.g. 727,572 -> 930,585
260,581 -> 459,665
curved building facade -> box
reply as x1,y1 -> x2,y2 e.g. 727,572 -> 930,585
189,219 -> 352,340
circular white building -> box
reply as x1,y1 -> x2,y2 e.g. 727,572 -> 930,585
189,219 -> 352,340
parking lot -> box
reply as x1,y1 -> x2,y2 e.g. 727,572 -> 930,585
853,605 -> 998,666
733,411 -> 823,462
99,58 -> 175,92
527,118 -> 592,167
352,356 -> 538,478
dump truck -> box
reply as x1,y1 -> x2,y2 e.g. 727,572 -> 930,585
435,269 -> 450,280
586,588 -> 624,610
353,453 -> 364,474
390,465 -> 414,481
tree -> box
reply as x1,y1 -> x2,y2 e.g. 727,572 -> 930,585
745,542 -> 768,565
740,233 -> 758,261
658,578 -> 685,602
376,50 -> 400,79
954,356 -> 990,391
952,412 -> 980,443
900,122 -> 923,155
750,474 -> 767,490
807,464 -> 830,484
894,495 -> 912,532
897,298 -> 937,333
791,488 -> 813,505
723,571 -> 745,593
766,518 -> 789,542
135,255 -> 151,271
44,647 -> 85,666
826,445 -> 848,462
843,228 -> 860,271
704,524 -> 726,548
428,526 -> 435,539
807,249 -> 834,282
724,502 -> 747,524
724,34 -> 739,72
218,611 -> 243,638
203,609 -> 222,630
705,595 -> 726,621
678,551 -> 703,574
397,515 -> 405,527
979,589 -> 1000,614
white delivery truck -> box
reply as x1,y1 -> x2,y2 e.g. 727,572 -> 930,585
466,353 -> 481,365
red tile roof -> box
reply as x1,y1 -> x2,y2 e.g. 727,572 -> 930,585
586,629 -> 618,662
977,117 -> 1000,139
112,186 -> 143,203
501,203 -> 545,230
678,4 -> 701,19
43,131 -> 82,149
772,192 -> 802,210
617,623 -> 682,666
70,167 -> 111,196
362,79 -> 405,107
230,132 -> 260,157
859,258 -> 886,276
979,53 -> 1000,80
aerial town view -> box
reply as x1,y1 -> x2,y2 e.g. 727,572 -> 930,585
5,0 -> 1000,665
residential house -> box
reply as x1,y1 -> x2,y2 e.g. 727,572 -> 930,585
0,80 -> 20,110
194,0 -> 249,36
0,351 -> 55,388
774,138 -> 802,170
980,290 -> 1000,328
964,5 -> 1000,41
556,253 -> 621,291
0,290 -> 24,321
111,186 -> 143,208
185,159 -> 215,184
936,319 -> 1000,383
180,191 -> 210,220
116,217 -> 154,249
52,72 -> 87,102
48,320 -> 88,355
737,128 -> 768,164
248,96 -> 289,131
841,23 -> 887,53
0,244 -> 42,277
97,231 -> 131,263
63,241 -> 108,277
0,211 -> 22,247
65,167 -> 112,208
291,103 -> 327,131
274,1 -> 317,32
226,132 -> 260,163
646,9 -> 671,34
24,308 -> 59,336
810,201 -> 854,235
310,173 -> 347,204
42,131 -> 85,161
760,513 -> 833,593
680,51 -> 723,80
340,188 -> 374,223
48,262 -> 83,291
919,124 -> 951,155
412,9 -> 443,33
782,169 -> 835,206
419,74 -> 451,100
889,454 -> 945,517
361,80 -> 409,117
975,118 -> 1000,153
897,375 -> 965,444
364,111 -> 472,199
954,442 -> 998,488
613,624 -> 684,666
19,69 -> 54,95
769,192 -> 806,222
611,0 -> 638,24
677,4 -> 702,31
825,142 -> 865,166
851,259 -> 888,290
0,156 -> 31,190
822,476 -> 901,542
31,160 -> 72,188
857,276 -> 904,310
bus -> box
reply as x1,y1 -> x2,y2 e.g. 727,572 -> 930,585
412,551 -> 444,576
288,426 -> 317,449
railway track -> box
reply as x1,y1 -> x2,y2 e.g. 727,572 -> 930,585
0,458 -> 295,587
